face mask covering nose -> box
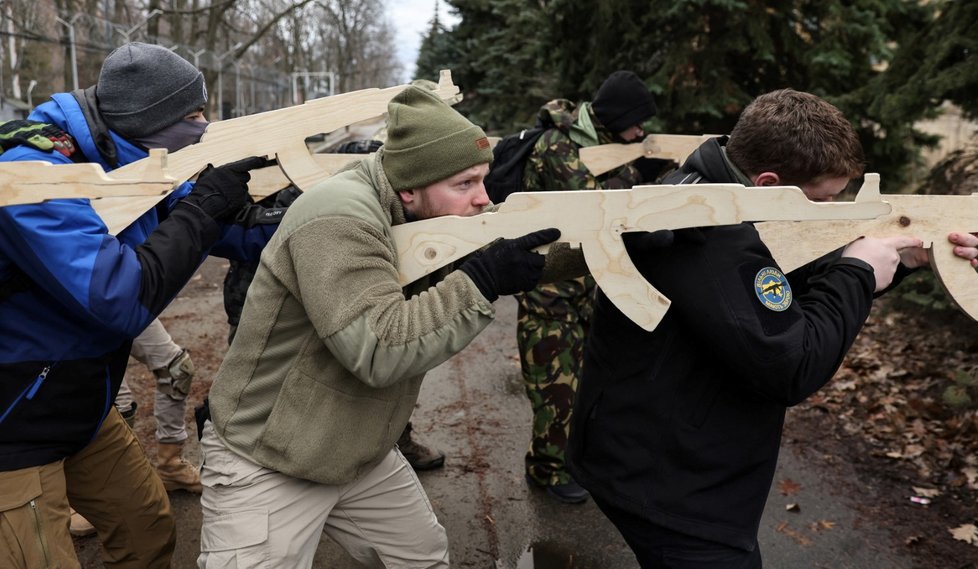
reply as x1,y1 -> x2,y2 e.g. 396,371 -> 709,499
133,118 -> 208,153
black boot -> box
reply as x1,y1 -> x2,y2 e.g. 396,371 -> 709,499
397,422 -> 445,471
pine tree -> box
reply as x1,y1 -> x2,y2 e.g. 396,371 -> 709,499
423,0 -> 960,187
415,2 -> 455,82
435,0 -> 555,132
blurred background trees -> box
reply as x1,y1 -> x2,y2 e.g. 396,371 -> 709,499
420,0 -> 977,192
0,0 -> 402,120
2,0 -> 976,191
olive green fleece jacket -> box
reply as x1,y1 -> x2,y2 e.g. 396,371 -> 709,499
208,151 -> 497,485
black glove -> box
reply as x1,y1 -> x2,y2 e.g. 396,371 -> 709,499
178,156 -> 275,222
622,229 -> 675,250
459,228 -> 561,302
633,157 -> 673,184
0,119 -> 76,157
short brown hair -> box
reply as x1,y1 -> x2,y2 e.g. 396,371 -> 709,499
725,89 -> 864,186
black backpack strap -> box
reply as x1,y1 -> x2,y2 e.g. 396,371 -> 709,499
484,126 -> 548,204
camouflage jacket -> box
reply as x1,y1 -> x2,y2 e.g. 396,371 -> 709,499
518,99 -> 642,319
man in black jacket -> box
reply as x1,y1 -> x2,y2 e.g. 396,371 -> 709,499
566,89 -> 978,568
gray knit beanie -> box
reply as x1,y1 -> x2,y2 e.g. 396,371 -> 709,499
382,86 -> 492,191
97,42 -> 207,139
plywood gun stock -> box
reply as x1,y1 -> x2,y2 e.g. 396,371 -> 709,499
394,177 -> 891,331
579,134 -> 717,176
247,153 -> 369,199
756,175 -> 978,322
0,149 -> 173,207
0,71 -> 459,234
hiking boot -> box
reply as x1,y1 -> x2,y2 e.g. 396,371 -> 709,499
545,479 -> 589,504
156,441 -> 202,493
397,422 -> 445,471
119,401 -> 137,430
69,507 -> 96,537
526,474 -> 590,505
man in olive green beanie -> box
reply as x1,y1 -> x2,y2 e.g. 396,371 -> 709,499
383,85 -> 493,191
198,85 -> 562,567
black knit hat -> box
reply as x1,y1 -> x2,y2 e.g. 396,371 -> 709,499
591,71 -> 656,134
97,42 -> 207,139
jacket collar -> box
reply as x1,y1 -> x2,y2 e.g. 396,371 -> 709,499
36,92 -> 148,172
368,149 -> 407,227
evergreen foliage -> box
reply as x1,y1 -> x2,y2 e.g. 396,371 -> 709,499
414,0 -> 977,189
418,0 -> 555,131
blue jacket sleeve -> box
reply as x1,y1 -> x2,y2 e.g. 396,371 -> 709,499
0,148 -> 223,335
210,223 -> 278,262
159,181 -> 276,263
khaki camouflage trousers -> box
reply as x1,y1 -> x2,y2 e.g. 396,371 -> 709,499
516,300 -> 590,486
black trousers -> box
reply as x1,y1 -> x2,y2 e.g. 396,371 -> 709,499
593,496 -> 763,569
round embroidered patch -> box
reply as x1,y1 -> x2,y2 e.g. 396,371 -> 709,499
754,267 -> 792,311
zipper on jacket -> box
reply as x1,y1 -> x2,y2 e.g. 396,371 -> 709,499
0,364 -> 54,426
26,365 -> 53,400
30,499 -> 52,566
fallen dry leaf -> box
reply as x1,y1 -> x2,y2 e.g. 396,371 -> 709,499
810,520 -> 836,532
903,444 -> 925,458
948,523 -> 978,546
785,503 -> 800,512
834,379 -> 857,391
912,486 -> 941,498
778,478 -> 802,496
775,521 -> 813,546
962,467 -> 978,488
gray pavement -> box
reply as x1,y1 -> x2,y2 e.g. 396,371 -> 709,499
75,257 -> 912,568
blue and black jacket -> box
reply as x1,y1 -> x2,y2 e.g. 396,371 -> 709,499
0,92 -> 276,471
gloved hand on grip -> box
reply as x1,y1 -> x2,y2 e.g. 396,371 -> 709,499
459,228 -> 561,302
622,229 -> 674,251
178,156 -> 276,222
633,157 -> 672,184
0,119 -> 76,157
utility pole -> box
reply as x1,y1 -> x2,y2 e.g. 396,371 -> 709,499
56,15 -> 85,91
216,43 -> 242,120
104,0 -> 113,46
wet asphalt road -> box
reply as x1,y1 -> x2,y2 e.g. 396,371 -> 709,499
74,257 -> 913,569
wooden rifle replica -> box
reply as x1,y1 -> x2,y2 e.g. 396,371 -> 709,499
0,70 -> 460,235
394,176 -> 892,331
247,153 -> 368,200
6,77 -> 976,331
579,133 -> 717,176
0,149 -> 174,207
756,176 -> 978,322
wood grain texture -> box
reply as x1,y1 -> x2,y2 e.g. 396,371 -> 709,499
96,70 -> 459,233
756,175 -> 978,322
579,134 -> 717,176
247,153 -> 367,198
395,178 -> 891,331
0,149 -> 172,207
0,71 -> 459,234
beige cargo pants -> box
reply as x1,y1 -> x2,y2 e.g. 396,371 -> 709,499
197,422 -> 449,568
